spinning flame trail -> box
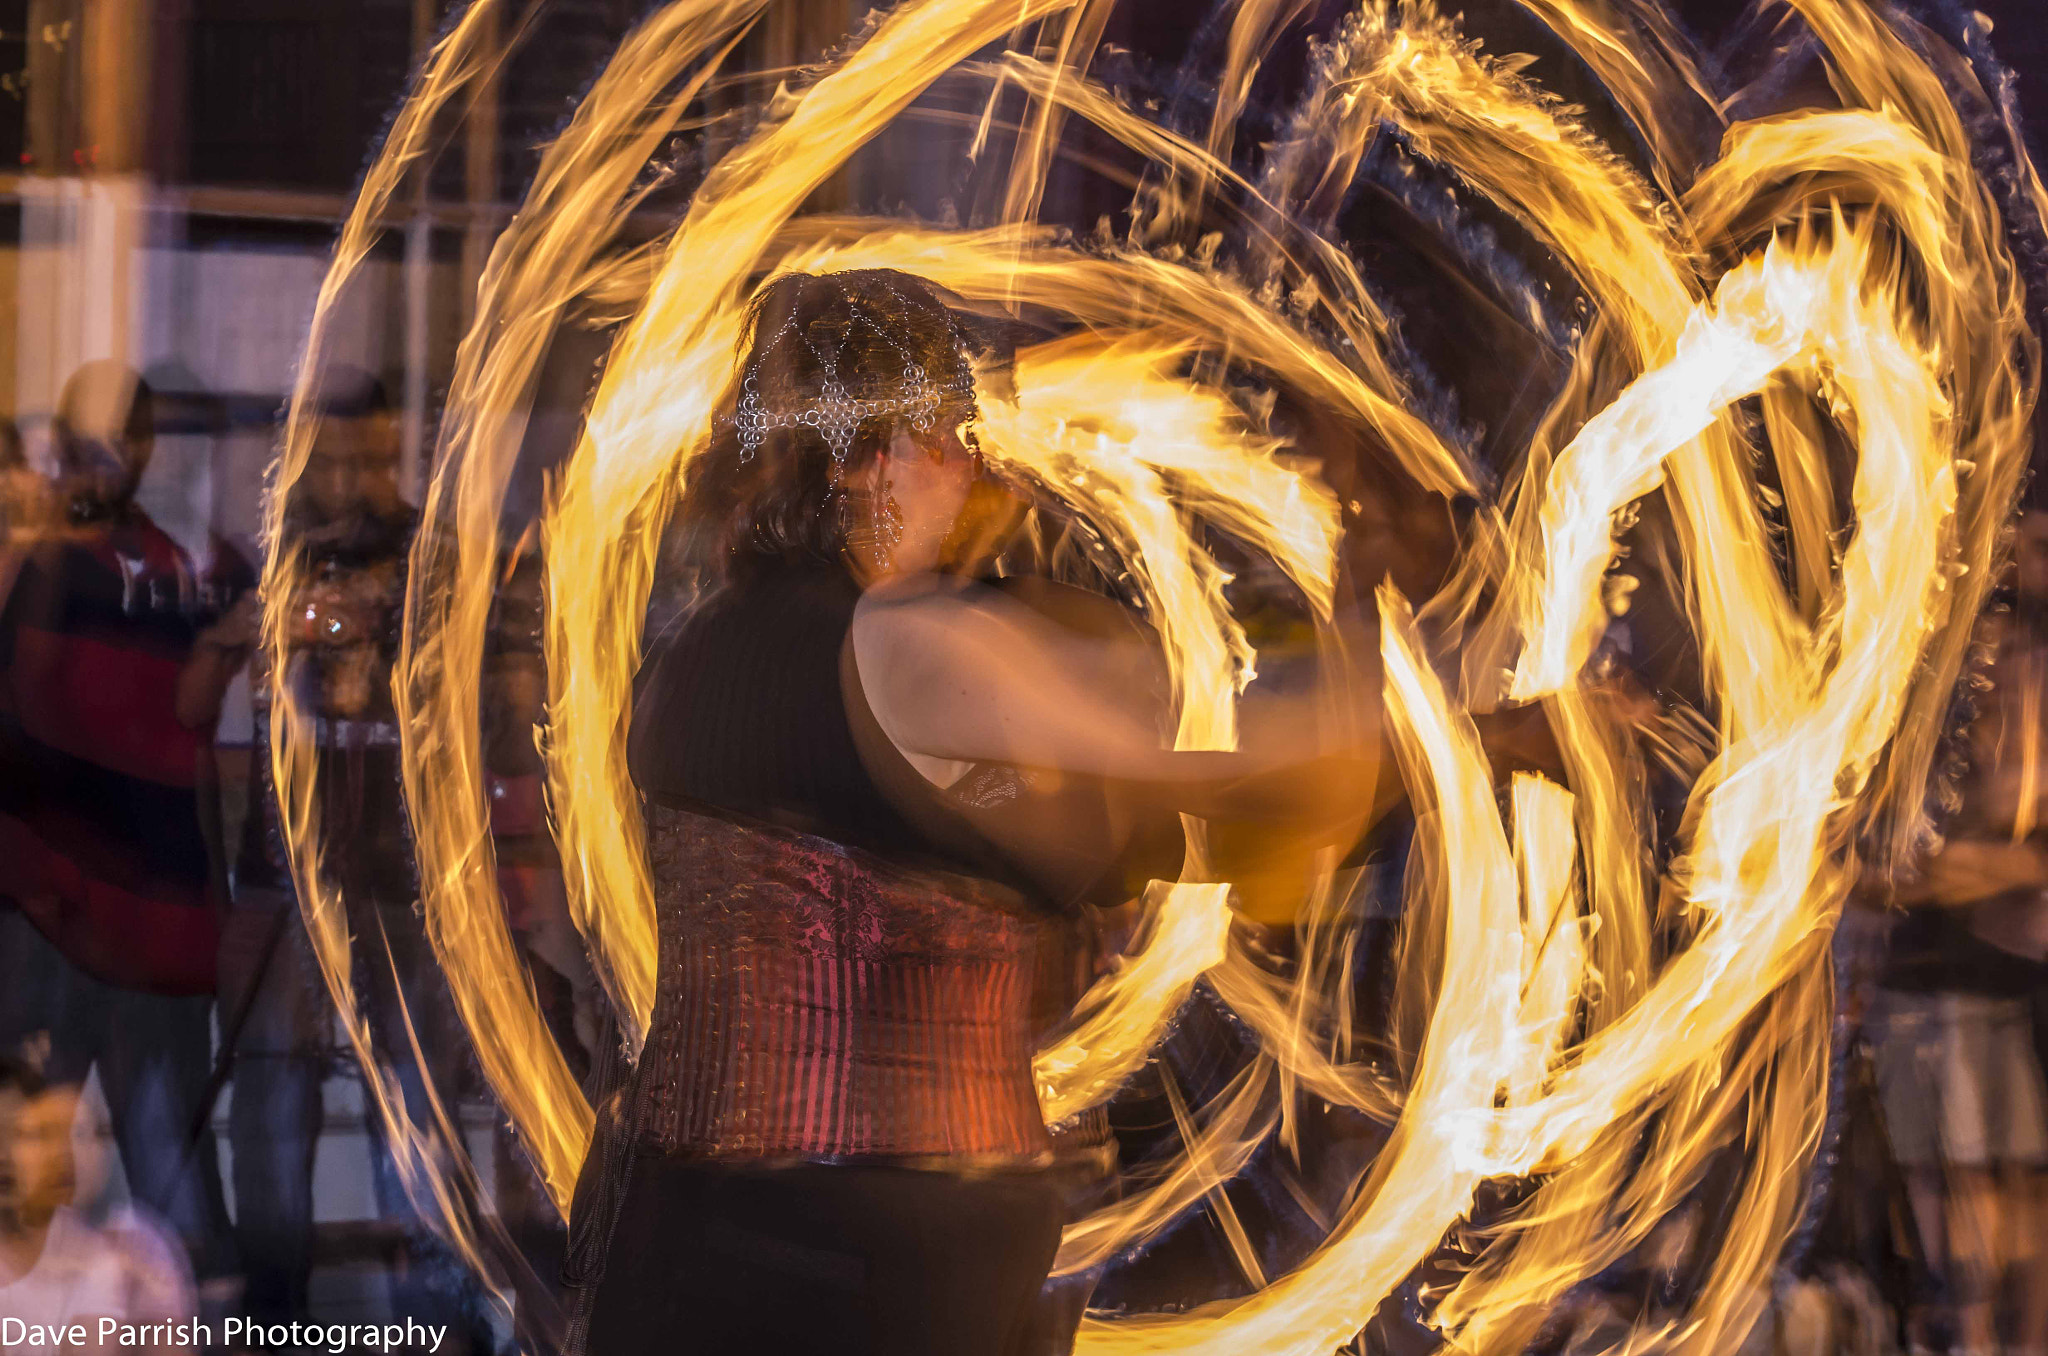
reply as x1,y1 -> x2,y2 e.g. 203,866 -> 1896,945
262,0 -> 2044,1349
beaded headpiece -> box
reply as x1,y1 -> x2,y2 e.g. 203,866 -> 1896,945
723,271 -> 982,463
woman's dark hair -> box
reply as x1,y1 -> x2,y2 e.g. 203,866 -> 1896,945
668,270 -> 990,591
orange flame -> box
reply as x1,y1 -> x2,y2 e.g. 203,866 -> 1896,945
268,0 -> 2040,1350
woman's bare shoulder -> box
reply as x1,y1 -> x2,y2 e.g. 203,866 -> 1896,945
852,574 -> 1039,644
850,576 -> 1114,726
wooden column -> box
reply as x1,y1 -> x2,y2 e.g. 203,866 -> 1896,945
401,0 -> 441,501
761,0 -> 854,209
22,0 -> 78,174
77,0 -> 148,173
16,0 -> 157,417
459,0 -> 499,330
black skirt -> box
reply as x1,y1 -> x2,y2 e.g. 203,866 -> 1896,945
583,1156 -> 1065,1356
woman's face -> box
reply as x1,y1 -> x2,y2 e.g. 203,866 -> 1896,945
875,423 -> 976,575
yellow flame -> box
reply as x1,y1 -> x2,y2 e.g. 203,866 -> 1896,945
269,0 -> 2039,1349
1507,773 -> 1582,1110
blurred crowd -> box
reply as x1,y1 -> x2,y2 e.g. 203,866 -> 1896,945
0,361 -> 599,1355
0,356 -> 2046,1356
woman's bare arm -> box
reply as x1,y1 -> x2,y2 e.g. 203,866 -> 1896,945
851,578 -> 1349,786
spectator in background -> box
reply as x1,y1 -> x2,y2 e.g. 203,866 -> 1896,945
0,362 -> 240,1291
212,369 -> 494,1344
0,1054 -> 195,1355
1869,509 -> 2048,1356
485,545 -> 605,1079
206,370 -> 412,1327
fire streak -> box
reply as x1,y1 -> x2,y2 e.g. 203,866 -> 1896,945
265,0 -> 2043,1349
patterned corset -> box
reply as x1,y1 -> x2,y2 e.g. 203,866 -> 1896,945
631,801 -> 1054,1162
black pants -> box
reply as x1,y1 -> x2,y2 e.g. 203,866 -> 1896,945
585,1158 -> 1064,1356
218,889 -> 327,1321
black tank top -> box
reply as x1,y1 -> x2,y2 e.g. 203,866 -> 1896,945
628,562 -> 949,865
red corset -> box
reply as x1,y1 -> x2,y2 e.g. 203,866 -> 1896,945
630,802 -> 1054,1162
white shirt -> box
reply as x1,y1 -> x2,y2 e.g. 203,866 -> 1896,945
0,1207 -> 193,1354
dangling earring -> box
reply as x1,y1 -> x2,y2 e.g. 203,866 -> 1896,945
842,478 -> 902,573
875,476 -> 904,553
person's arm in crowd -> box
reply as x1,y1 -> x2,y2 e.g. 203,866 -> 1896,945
174,592 -> 259,731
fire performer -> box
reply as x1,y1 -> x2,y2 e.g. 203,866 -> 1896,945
565,270 -> 1382,1356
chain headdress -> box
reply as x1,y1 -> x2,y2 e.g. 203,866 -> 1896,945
724,272 -> 982,463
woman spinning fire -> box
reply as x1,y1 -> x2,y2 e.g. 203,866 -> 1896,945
563,269 -> 1390,1356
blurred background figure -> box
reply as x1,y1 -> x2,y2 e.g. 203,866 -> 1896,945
0,362 -> 241,1295
0,1052 -> 197,1355
213,367 -> 499,1348
201,374 -> 386,1331
1867,509 -> 2048,1356
484,544 -> 605,1078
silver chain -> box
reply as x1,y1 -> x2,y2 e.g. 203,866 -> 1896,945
726,280 -> 979,462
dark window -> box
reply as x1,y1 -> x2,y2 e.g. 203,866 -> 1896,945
184,0 -> 411,191
0,0 -> 26,169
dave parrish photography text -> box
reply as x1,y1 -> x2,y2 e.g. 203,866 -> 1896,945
0,1318 -> 451,1352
